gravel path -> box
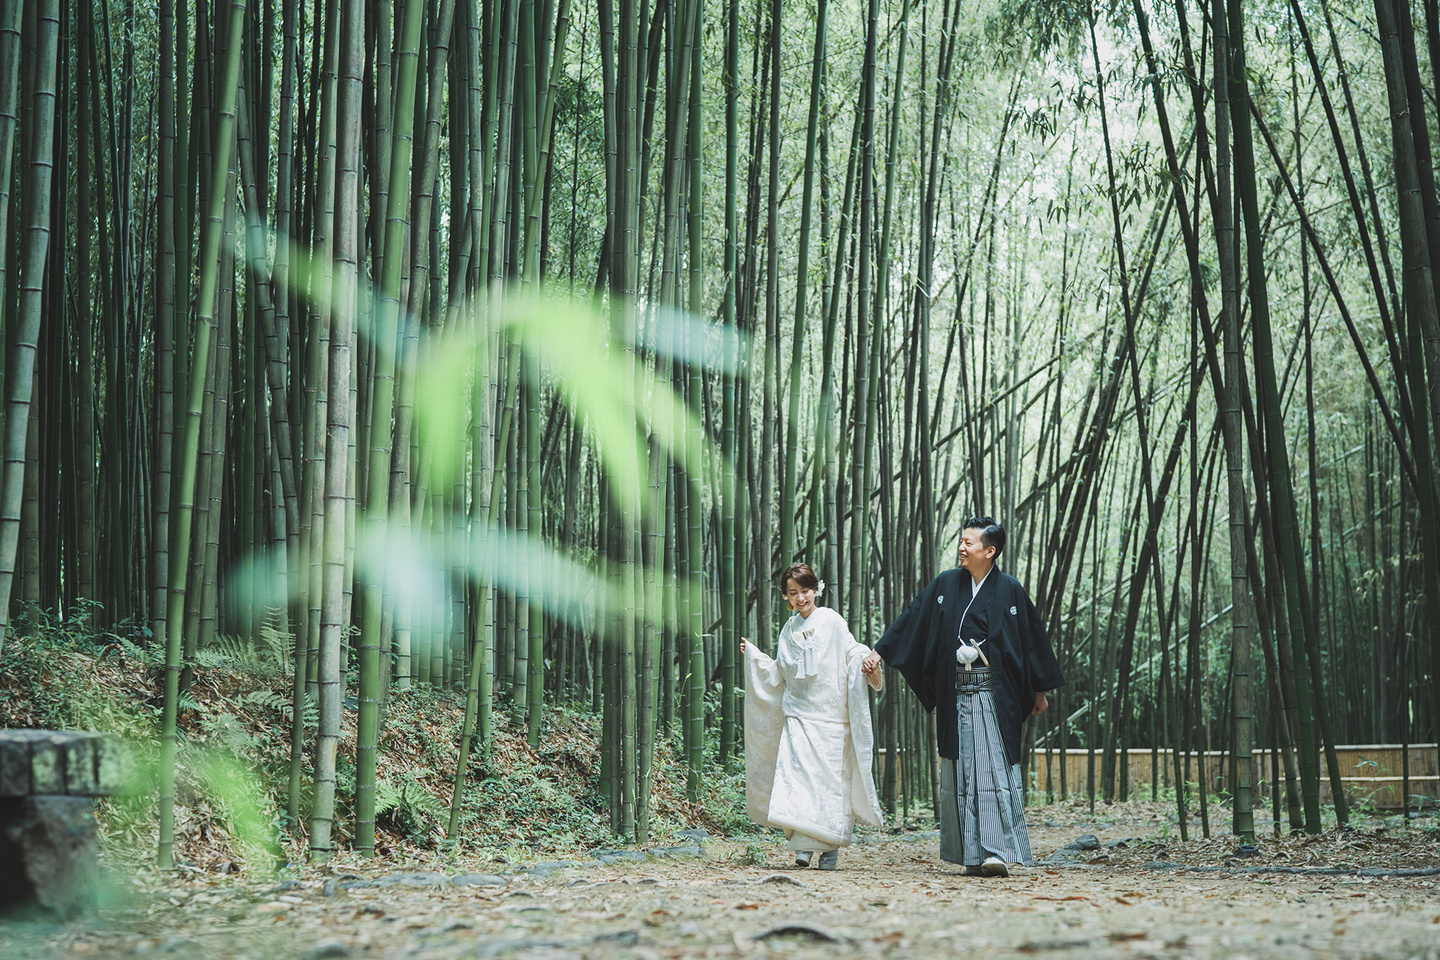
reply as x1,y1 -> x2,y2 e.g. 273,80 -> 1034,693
8,807 -> 1439,959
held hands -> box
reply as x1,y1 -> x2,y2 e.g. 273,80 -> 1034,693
861,651 -> 882,675
1032,692 -> 1049,716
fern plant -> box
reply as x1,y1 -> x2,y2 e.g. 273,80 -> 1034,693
375,775 -> 447,845
257,608 -> 293,671
198,711 -> 259,752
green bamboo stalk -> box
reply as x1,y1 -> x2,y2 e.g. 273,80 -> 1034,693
651,0 -> 694,798
755,0 -> 782,650
490,0 -> 523,284
717,0 -> 739,773
464,0 -> 497,736
0,0 -> 53,649
639,416 -> 661,843
152,0 -> 178,652
819,90 -> 860,611
779,0 -> 826,569
1210,0 -> 1256,843
497,430 -> 516,695
848,0 -> 879,631
95,0 -> 133,625
0,0 -> 22,320
157,0 -> 247,867
525,348 -> 544,745
310,0 -> 363,863
402,0 -> 457,322
302,0 -> 343,702
616,0 -> 641,841
516,0 -> 545,746
912,0 -> 958,590
353,0 -> 426,860
193,159 -> 238,657
386,0 -> 457,694
1225,0 -> 1321,834
1373,0 -> 1440,788
0,0 -> 57,655
235,67 -> 300,554
473,0 -> 523,727
448,7 -> 470,303
686,468 -> 706,755
512,382 -> 529,704
448,349 -> 521,837
521,0 -> 572,281
656,0 -> 691,309
683,0 -> 707,790
75,0 -> 96,618
558,416 -> 584,701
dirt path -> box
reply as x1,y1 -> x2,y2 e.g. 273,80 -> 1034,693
9,807 -> 1440,959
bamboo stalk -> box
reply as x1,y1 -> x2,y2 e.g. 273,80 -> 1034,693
156,0 -> 248,868
310,0 -> 364,863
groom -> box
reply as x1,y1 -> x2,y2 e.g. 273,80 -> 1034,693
862,517 -> 1063,877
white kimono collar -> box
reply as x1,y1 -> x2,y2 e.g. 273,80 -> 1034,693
783,610 -> 828,680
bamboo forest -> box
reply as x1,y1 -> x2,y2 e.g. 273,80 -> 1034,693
0,0 -> 1439,894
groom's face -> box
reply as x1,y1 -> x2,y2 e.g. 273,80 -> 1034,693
958,528 -> 996,575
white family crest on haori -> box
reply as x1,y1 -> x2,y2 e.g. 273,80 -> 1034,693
1010,605 -> 1018,615
743,607 -> 884,848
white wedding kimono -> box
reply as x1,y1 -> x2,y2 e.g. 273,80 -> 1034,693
743,606 -> 885,850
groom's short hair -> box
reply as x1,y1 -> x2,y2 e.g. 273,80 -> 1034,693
963,517 -> 1005,559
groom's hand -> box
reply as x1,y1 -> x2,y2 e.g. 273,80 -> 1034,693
1032,692 -> 1049,716
861,651 -> 882,675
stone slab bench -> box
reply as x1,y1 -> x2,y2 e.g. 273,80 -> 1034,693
0,729 -> 127,919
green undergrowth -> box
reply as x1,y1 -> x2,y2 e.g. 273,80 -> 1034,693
0,612 -> 761,878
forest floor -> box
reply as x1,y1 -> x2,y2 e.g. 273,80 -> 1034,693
7,801 -> 1439,960
4,632 -> 1438,958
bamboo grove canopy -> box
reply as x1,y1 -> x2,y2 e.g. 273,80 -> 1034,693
0,0 -> 1435,862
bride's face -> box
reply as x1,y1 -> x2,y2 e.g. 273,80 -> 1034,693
785,579 -> 817,615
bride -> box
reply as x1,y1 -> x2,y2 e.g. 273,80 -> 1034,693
741,564 -> 884,869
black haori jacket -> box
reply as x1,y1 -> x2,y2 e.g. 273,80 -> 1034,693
872,567 -> 1065,765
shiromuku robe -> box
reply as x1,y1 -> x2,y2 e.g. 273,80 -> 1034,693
743,606 -> 884,849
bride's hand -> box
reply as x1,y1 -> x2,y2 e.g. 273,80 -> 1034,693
740,638 -> 749,654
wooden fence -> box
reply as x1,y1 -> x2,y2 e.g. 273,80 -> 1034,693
1026,744 -> 1438,809
877,744 -> 1439,809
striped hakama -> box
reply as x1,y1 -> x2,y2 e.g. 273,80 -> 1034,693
937,667 -> 1034,867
